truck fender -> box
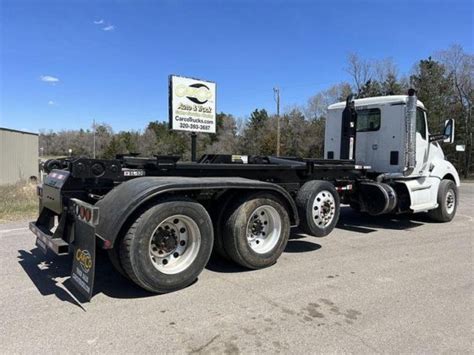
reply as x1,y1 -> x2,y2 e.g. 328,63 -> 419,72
429,159 -> 460,187
95,176 -> 299,247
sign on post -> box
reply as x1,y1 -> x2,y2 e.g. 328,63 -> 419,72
169,75 -> 216,133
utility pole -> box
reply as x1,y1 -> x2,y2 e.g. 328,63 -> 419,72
92,118 -> 96,159
273,87 -> 280,156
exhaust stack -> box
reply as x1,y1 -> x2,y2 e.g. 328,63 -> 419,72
404,89 -> 417,176
340,94 -> 357,160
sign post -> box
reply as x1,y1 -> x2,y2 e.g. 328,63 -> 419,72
191,132 -> 197,162
169,75 -> 216,162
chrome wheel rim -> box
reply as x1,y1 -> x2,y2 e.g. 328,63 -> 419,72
312,190 -> 336,227
246,205 -> 282,254
149,215 -> 201,275
445,189 -> 455,214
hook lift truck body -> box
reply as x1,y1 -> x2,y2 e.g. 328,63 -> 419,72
30,89 -> 459,300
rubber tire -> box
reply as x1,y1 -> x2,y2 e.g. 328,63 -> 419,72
107,246 -> 130,280
119,198 -> 214,293
296,180 -> 340,237
222,193 -> 290,269
212,191 -> 239,260
428,179 -> 458,222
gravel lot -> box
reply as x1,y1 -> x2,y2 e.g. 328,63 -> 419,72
0,183 -> 472,353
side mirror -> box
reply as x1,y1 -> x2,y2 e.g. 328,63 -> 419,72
443,119 -> 455,144
429,119 -> 455,144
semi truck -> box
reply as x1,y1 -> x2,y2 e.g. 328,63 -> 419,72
29,89 -> 459,300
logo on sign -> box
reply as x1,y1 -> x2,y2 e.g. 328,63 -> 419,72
75,248 -> 92,273
175,83 -> 212,104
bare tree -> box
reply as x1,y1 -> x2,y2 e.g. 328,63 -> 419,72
306,82 -> 352,119
205,114 -> 239,154
374,58 -> 398,83
345,53 -> 372,94
139,128 -> 158,156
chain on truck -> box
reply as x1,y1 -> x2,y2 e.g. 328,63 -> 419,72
30,89 -> 460,300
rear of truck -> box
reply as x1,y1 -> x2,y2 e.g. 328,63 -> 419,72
31,167 -> 109,299
29,155 -> 366,300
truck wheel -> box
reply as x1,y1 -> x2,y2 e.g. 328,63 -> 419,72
119,198 -> 213,293
107,246 -> 130,279
212,192 -> 238,260
428,179 -> 458,222
222,193 -> 290,269
296,180 -> 340,237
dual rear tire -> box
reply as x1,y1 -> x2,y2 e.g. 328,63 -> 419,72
108,181 -> 340,293
110,193 -> 292,293
220,193 -> 291,269
111,198 -> 214,293
216,182 -> 341,268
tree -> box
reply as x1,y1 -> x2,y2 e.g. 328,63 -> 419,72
306,82 -> 352,120
410,57 -> 453,133
204,113 -> 239,154
103,136 -> 127,159
240,109 -> 270,155
358,79 -> 383,98
346,53 -> 372,95
437,45 -> 474,178
147,121 -> 188,157
281,108 -> 307,157
94,124 -> 114,158
248,109 -> 269,129
138,128 -> 158,156
117,131 -> 140,154
381,73 -> 404,95
346,55 -> 405,98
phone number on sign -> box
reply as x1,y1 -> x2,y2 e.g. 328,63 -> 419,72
178,122 -> 211,131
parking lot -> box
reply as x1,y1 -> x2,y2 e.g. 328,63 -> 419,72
0,183 -> 472,353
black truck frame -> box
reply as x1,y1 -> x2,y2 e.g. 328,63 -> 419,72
31,153 -> 371,300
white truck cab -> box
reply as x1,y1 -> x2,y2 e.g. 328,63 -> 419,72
325,90 -> 460,221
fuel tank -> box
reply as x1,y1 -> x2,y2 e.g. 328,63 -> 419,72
358,182 -> 397,216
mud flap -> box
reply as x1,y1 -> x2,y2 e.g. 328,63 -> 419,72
71,219 -> 96,301
69,198 -> 100,301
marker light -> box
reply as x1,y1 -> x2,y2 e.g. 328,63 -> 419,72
71,198 -> 99,226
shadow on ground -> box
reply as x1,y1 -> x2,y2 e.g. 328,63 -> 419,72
17,248 -> 153,308
336,206 -> 426,234
17,206 -> 430,305
205,231 -> 322,273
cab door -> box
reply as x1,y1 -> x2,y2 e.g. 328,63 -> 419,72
414,107 -> 429,175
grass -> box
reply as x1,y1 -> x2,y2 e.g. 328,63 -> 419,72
0,183 -> 38,223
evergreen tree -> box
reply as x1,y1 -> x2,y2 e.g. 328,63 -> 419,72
410,57 -> 453,132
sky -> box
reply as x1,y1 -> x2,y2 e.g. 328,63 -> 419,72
1,0 -> 472,133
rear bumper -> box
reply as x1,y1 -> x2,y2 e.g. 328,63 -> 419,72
29,221 -> 69,255
30,198 -> 99,300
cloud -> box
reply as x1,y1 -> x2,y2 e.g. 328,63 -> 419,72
102,25 -> 115,31
48,100 -> 55,105
93,19 -> 104,24
40,75 -> 60,83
